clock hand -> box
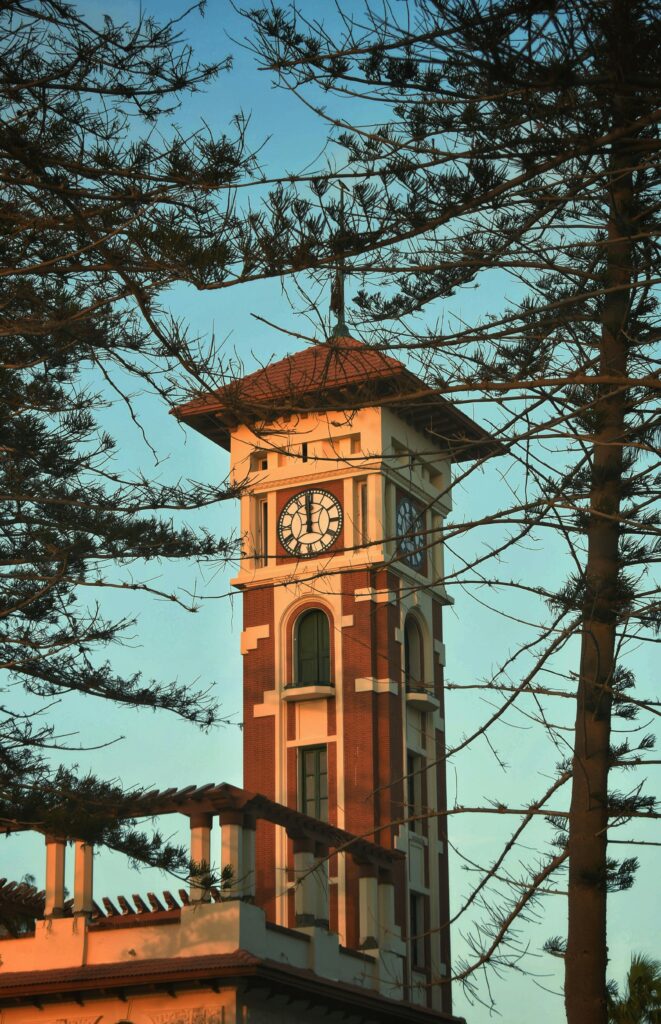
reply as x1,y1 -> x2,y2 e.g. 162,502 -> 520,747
305,491 -> 313,534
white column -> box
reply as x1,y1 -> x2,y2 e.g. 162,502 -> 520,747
343,477 -> 355,549
378,878 -> 397,949
372,474 -> 384,552
377,873 -> 406,999
358,870 -> 379,949
44,836 -> 66,917
72,841 -> 93,915
242,817 -> 256,901
189,813 -> 212,902
220,811 -> 245,900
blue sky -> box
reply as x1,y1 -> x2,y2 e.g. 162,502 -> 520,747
4,3 -> 658,1022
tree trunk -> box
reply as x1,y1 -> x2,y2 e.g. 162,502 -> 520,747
565,5 -> 633,1020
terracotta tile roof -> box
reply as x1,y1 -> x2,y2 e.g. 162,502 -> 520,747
172,336 -> 499,462
177,336 -> 404,415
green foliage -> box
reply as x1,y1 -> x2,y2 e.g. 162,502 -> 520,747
0,2 -> 249,853
242,0 -> 661,1017
608,955 -> 661,1024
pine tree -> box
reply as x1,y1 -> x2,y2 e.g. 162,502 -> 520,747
243,2 -> 661,1021
0,1 -> 253,864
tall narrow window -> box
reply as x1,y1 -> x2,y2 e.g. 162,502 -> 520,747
355,478 -> 369,546
407,750 -> 423,834
256,497 -> 269,567
296,609 -> 331,685
404,615 -> 424,689
431,513 -> 442,583
299,745 -> 328,820
301,442 -> 309,462
409,892 -> 426,969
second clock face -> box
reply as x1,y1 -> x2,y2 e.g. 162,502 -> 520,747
278,488 -> 343,558
396,497 -> 424,569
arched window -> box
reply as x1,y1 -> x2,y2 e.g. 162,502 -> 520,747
404,615 -> 424,689
296,609 -> 331,685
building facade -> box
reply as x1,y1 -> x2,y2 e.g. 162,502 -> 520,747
177,335 -> 496,1013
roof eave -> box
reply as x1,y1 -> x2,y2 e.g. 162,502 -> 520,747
0,954 -> 465,1023
173,378 -> 501,463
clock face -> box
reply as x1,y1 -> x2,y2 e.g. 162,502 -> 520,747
278,488 -> 343,558
396,497 -> 424,569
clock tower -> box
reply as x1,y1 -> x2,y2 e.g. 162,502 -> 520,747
175,335 -> 496,1013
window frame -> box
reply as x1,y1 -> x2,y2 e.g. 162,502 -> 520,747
407,749 -> 424,835
255,496 -> 269,568
404,614 -> 425,690
299,745 -> 328,821
409,891 -> 426,969
294,608 -> 331,686
355,477 -> 369,547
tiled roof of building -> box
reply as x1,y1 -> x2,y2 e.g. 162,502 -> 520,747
173,336 -> 499,462
176,336 -> 402,411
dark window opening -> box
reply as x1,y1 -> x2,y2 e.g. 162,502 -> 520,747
404,616 -> 424,689
296,609 -> 331,685
256,498 -> 269,567
407,750 -> 423,834
356,479 -> 369,545
409,892 -> 425,969
301,442 -> 309,462
299,746 -> 328,821
250,450 -> 269,473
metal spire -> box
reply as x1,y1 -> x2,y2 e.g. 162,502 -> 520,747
329,182 -> 348,339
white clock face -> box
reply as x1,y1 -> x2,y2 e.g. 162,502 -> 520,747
396,497 -> 424,569
278,489 -> 343,558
